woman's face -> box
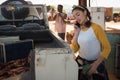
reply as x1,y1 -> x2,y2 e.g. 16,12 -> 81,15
72,9 -> 86,24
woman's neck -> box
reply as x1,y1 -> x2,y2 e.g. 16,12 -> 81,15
81,25 -> 86,29
80,18 -> 88,28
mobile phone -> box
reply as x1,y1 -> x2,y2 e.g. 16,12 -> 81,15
75,22 -> 80,28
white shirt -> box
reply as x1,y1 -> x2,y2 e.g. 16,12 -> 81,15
78,27 -> 101,60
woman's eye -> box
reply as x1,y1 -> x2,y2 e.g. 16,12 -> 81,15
77,14 -> 80,16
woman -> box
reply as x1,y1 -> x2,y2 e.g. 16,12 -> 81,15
70,5 -> 111,80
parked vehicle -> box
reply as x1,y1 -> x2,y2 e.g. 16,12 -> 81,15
0,0 -> 78,80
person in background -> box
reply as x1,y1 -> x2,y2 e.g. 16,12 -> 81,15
66,30 -> 74,44
70,5 -> 111,80
47,6 -> 56,21
54,4 -> 67,40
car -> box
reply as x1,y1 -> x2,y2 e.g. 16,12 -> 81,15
0,0 -> 78,80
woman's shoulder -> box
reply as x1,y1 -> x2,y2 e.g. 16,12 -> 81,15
90,22 -> 105,35
91,22 -> 103,30
91,22 -> 100,27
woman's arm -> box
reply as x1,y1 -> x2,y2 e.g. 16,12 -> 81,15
71,25 -> 80,45
88,23 -> 111,75
92,23 -> 111,59
70,25 -> 80,53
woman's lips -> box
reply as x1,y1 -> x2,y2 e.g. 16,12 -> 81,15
77,19 -> 81,23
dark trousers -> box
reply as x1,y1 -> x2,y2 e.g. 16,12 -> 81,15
58,33 -> 65,40
76,56 -> 109,80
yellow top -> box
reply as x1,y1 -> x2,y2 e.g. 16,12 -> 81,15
70,22 -> 111,59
